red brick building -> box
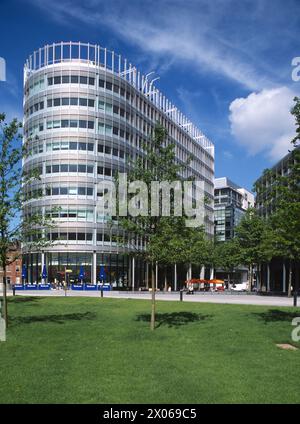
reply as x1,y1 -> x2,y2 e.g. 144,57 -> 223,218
0,244 -> 22,287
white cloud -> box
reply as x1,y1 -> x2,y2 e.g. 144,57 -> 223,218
223,151 -> 233,159
229,87 -> 297,161
26,0 -> 278,91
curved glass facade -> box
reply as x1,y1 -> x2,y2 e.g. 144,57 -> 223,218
22,42 -> 215,288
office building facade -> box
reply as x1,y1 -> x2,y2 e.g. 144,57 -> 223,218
214,177 -> 254,284
255,148 -> 300,292
22,42 -> 215,288
214,177 -> 254,242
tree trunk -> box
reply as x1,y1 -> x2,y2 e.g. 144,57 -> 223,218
294,262 -> 299,307
248,264 -> 253,292
164,268 -> 167,291
288,259 -> 293,298
150,262 -> 156,331
2,265 -> 8,328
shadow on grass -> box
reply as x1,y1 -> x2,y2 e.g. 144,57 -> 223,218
11,312 -> 97,325
136,312 -> 212,329
254,309 -> 300,323
8,296 -> 43,304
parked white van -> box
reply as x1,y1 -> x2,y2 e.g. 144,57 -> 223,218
230,282 -> 248,291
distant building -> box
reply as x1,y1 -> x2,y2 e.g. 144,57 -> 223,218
214,177 -> 254,242
0,243 -> 22,288
254,147 -> 300,292
214,177 -> 254,284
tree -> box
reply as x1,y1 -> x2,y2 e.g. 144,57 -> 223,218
0,114 -> 53,326
234,208 -> 273,291
115,124 -> 193,330
253,97 -> 300,296
213,239 -> 240,285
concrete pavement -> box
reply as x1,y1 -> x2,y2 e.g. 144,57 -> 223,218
2,289 -> 299,307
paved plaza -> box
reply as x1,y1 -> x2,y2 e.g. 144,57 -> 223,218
2,289 -> 298,307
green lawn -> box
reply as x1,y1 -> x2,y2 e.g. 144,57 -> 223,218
0,296 -> 300,404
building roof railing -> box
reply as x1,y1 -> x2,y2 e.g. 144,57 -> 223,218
24,41 -> 214,156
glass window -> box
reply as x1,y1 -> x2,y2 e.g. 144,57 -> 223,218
48,77 -> 53,85
88,121 -> 94,129
88,99 -> 94,107
87,143 -> 94,151
78,142 -> 87,150
86,233 -> 93,241
78,233 -> 85,241
54,76 -> 61,84
106,103 -> 112,114
47,99 -> 52,107
78,210 -> 86,219
88,77 -> 95,85
70,120 -> 78,128
60,187 -> 68,195
61,141 -> 69,150
99,79 -> 105,88
62,75 -> 70,83
80,76 -> 88,84
105,146 -> 111,154
105,125 -> 112,135
69,142 -> 77,150
69,164 -> 77,172
69,210 -> 77,218
99,100 -> 105,110
79,120 -> 87,128
62,97 -> 69,106
70,98 -> 78,106
113,105 -> 119,114
52,187 -> 59,195
106,81 -> 112,90
53,120 -> 60,128
87,165 -> 94,174
69,187 -> 77,195
61,120 -> 69,128
52,165 -> 59,173
53,98 -> 60,106
78,164 -> 86,173
87,187 -> 93,196
113,148 -> 118,157
60,164 -> 68,172
46,165 -> 51,174
98,144 -> 103,153
79,98 -> 87,106
98,123 -> 105,134
71,75 -> 79,83
78,187 -> 86,195
68,233 -> 76,240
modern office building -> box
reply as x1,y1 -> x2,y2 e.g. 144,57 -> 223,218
214,177 -> 254,242
22,41 -> 215,288
255,147 -> 300,292
214,177 -> 254,283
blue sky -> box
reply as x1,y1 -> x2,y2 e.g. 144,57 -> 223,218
1,0 -> 300,191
